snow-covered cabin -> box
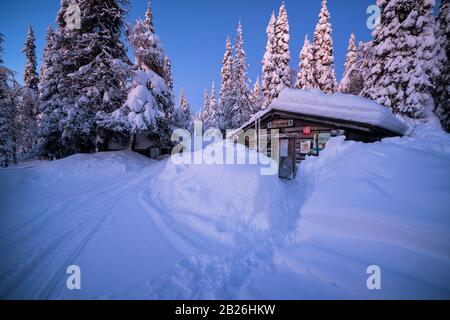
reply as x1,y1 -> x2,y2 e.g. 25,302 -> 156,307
133,134 -> 171,159
106,133 -> 170,160
239,89 -> 408,179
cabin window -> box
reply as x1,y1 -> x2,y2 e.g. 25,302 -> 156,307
295,132 -> 333,161
300,140 -> 311,155
315,132 -> 332,153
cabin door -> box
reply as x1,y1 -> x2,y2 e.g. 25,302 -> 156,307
278,138 -> 296,180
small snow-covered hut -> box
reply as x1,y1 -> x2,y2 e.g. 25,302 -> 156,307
239,89 -> 407,179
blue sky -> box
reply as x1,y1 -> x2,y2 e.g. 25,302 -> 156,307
1,0 -> 380,111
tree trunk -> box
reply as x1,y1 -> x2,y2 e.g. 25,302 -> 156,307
129,133 -> 137,152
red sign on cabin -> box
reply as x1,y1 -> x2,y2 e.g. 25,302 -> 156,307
303,127 -> 311,135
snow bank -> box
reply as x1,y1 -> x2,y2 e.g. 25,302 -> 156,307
150,141 -> 284,246
0,151 -> 150,192
247,89 -> 408,135
0,151 -> 152,235
253,123 -> 450,299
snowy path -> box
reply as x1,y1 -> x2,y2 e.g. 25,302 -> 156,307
0,151 -> 305,299
0,154 -> 179,299
126,180 -> 304,299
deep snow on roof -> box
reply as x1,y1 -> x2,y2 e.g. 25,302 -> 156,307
245,89 -> 408,135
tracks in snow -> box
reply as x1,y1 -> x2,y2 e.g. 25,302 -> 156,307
135,178 -> 306,299
0,162 -> 158,299
1,158 -> 307,299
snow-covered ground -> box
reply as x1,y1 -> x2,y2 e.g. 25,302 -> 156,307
0,123 -> 449,300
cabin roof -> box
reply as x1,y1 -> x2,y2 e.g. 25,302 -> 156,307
241,89 -> 408,136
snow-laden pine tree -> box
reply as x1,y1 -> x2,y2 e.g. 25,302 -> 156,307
434,0 -> 449,131
16,91 -> 39,159
218,23 -> 254,130
97,2 -> 174,149
251,77 -> 263,113
273,3 -> 291,93
262,12 -> 277,109
164,56 -> 174,91
17,25 -> 39,158
37,0 -> 81,159
52,0 -> 131,155
144,0 -> 155,33
96,68 -> 171,149
0,33 -> 15,167
22,26 -> 39,91
218,36 -> 234,130
174,89 -> 192,131
313,0 -> 337,94
296,35 -> 317,90
208,81 -> 218,128
129,2 -> 172,87
362,0 -> 437,118
229,21 -> 253,129
39,26 -> 56,94
38,25 -> 64,159
202,88 -> 210,126
339,33 -> 358,94
341,41 -> 375,96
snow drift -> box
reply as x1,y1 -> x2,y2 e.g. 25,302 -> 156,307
147,141 -> 286,246
243,123 -> 450,299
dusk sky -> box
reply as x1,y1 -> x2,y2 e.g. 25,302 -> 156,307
1,0 -> 380,111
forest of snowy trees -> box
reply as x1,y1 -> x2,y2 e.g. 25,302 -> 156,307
199,0 -> 449,132
0,0 -> 449,167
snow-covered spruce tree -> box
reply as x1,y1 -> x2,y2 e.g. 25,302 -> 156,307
129,3 -> 172,88
434,0 -> 449,131
0,33 -> 15,167
218,36 -> 234,130
341,41 -> 375,96
296,35 -> 317,90
229,21 -> 254,129
97,69 -> 170,148
97,3 -> 174,149
0,88 -> 14,168
339,33 -> 358,94
362,0 -> 437,118
22,26 -> 39,91
164,56 -> 174,91
218,23 -> 254,130
54,0 -> 131,156
174,89 -> 192,131
178,89 -> 191,130
16,89 -> 39,159
38,25 -> 64,159
273,3 -> 291,94
202,88 -> 210,126
262,12 -> 277,109
144,0 -> 155,33
16,25 -> 39,159
251,77 -> 263,113
206,81 -> 218,129
313,0 -> 337,94
35,0 -> 79,159
202,81 -> 219,129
